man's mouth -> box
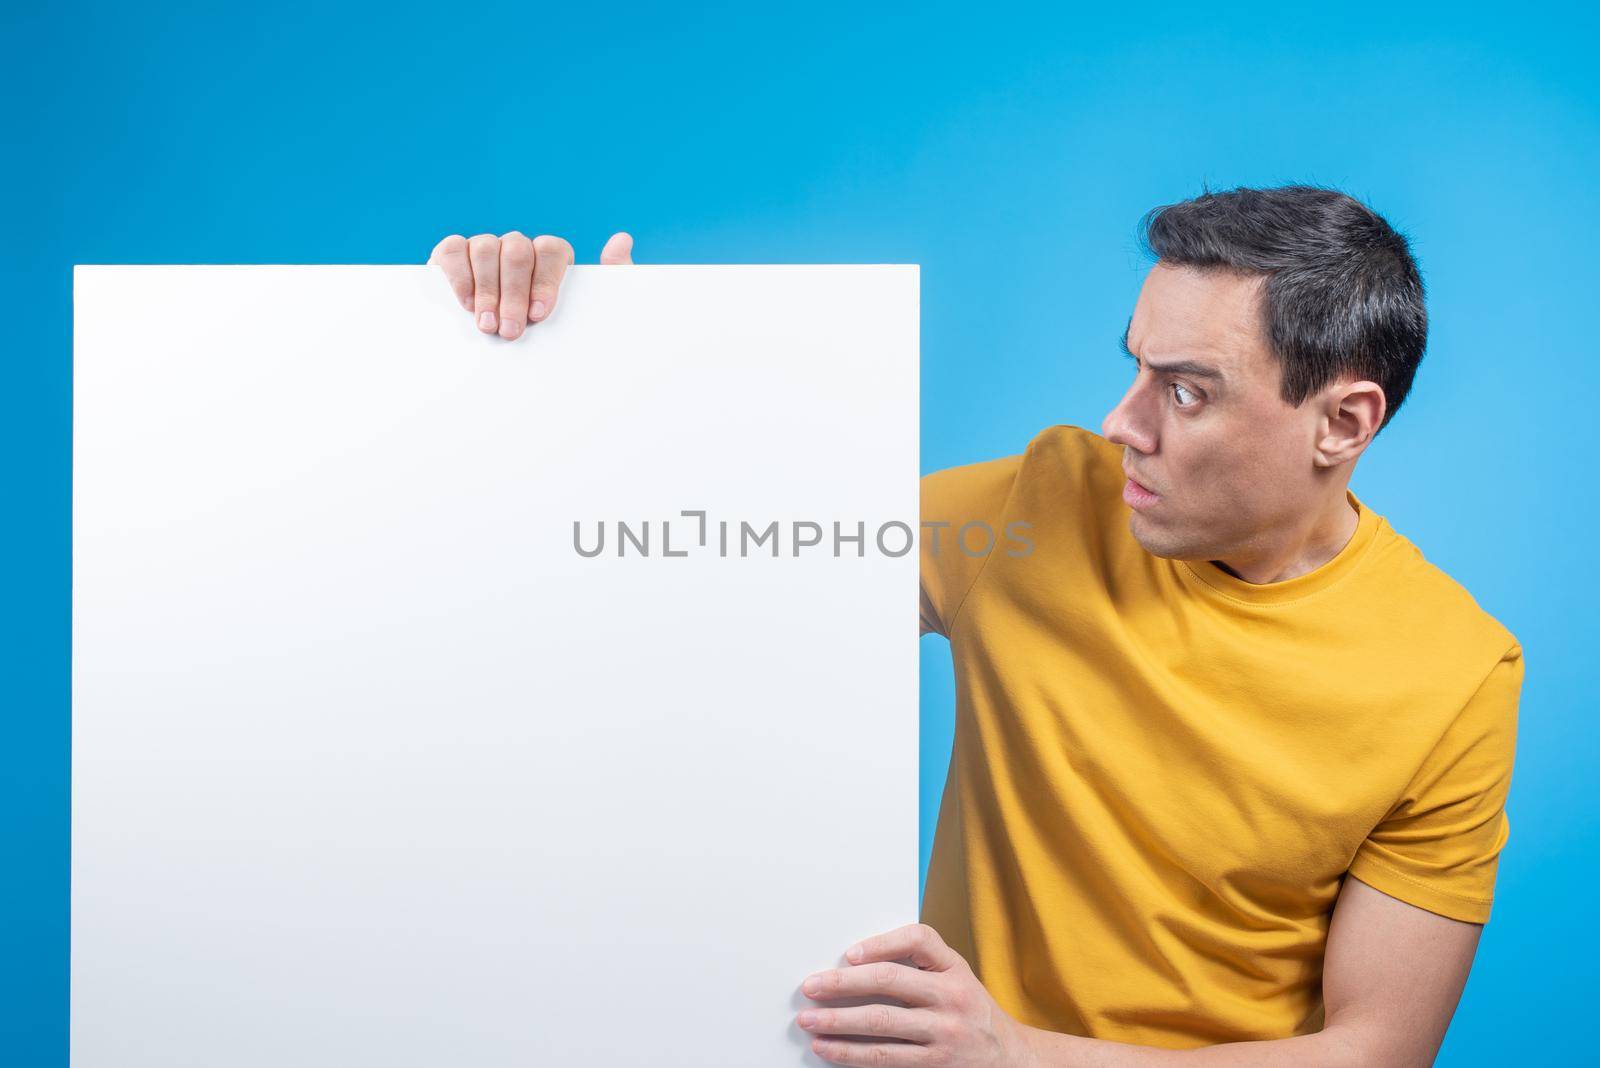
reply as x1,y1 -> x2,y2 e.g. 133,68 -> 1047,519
1122,470 -> 1160,510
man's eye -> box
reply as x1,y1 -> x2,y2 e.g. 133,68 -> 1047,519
1171,382 -> 1198,407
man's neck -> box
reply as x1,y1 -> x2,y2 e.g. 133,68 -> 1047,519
1211,492 -> 1361,585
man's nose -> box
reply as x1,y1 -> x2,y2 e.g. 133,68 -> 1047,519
1101,386 -> 1157,454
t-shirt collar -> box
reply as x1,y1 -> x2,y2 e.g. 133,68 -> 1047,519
1176,489 -> 1382,607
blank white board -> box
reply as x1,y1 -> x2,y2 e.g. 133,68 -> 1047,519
72,264 -> 920,1066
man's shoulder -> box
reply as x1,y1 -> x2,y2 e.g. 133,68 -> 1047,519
920,424 -> 1119,512
918,426 -> 1118,635
1363,513 -> 1521,664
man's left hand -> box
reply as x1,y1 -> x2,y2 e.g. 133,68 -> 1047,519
796,922 -> 1040,1066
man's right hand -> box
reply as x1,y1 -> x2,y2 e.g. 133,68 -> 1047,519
426,230 -> 635,341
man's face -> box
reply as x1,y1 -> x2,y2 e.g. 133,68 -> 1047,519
1101,262 -> 1328,562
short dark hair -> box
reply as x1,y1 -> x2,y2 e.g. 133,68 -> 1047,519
1138,184 -> 1426,433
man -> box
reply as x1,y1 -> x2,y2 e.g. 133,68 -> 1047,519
427,185 -> 1522,1066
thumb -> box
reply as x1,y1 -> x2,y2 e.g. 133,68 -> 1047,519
599,231 -> 635,265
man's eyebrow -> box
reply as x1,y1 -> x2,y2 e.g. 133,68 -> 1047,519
1118,324 -> 1225,380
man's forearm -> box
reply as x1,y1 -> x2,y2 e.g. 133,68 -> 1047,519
1022,1021 -> 1370,1067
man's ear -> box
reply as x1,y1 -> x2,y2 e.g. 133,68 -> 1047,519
1313,380 -> 1386,468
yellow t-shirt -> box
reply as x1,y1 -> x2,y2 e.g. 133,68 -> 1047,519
918,424 -> 1523,1049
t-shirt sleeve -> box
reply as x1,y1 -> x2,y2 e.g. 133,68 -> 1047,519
918,455 -> 1023,638
1346,643 -> 1525,923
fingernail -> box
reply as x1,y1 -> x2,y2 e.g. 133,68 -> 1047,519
797,1011 -> 817,1028
846,944 -> 863,962
500,319 -> 521,339
803,975 -> 822,995
478,310 -> 497,331
529,300 -> 548,321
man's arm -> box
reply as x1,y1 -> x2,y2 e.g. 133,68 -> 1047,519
1024,874 -> 1483,1067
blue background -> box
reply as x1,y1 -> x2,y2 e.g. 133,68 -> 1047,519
5,2 -> 1595,1063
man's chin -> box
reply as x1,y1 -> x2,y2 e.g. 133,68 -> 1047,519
1127,512 -> 1195,560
